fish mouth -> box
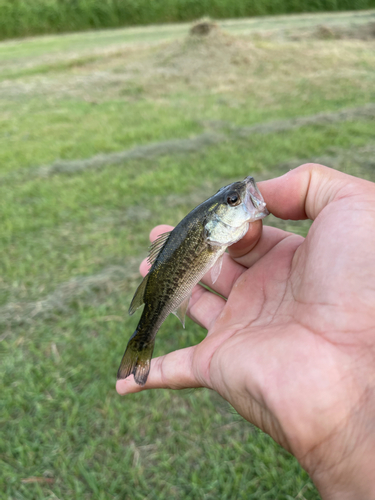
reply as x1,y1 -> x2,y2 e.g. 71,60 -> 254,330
243,176 -> 269,221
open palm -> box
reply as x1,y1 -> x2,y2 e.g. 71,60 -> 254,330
117,164 -> 375,498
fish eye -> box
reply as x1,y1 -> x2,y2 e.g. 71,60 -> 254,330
227,194 -> 240,207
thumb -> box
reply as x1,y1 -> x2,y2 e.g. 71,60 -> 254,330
258,163 -> 372,221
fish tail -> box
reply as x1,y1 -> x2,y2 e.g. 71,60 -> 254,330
117,330 -> 155,386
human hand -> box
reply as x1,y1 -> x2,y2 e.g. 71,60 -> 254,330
117,164 -> 375,499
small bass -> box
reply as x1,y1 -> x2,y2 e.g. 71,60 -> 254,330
117,176 -> 268,385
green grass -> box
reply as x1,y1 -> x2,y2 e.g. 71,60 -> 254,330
0,0 -> 374,40
1,12 -> 375,499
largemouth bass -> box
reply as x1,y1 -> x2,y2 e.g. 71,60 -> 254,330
117,176 -> 269,385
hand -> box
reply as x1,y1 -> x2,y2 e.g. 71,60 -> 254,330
117,164 -> 375,499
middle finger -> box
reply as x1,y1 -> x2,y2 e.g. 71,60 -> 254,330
199,225 -> 301,298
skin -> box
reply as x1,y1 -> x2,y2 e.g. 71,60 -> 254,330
117,164 -> 375,499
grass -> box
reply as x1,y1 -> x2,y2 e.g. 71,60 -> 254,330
1,12 -> 375,499
0,0 -> 375,40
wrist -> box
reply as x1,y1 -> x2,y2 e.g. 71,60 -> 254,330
303,400 -> 375,500
313,452 -> 375,500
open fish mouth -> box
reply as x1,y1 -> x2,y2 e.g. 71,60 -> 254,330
243,176 -> 269,220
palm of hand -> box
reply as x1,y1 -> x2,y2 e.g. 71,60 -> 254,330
197,194 -> 375,465
117,165 -> 375,494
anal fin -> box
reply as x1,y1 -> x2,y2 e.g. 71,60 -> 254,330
173,294 -> 191,328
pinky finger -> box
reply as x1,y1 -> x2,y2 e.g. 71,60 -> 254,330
116,346 -> 203,395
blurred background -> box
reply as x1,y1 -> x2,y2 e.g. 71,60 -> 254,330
1,1 -> 374,498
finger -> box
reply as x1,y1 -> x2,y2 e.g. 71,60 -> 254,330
143,225 -> 301,300
150,224 -> 174,241
199,226 -> 302,298
227,219 -> 263,259
225,231 -> 303,324
142,225 -> 298,322
116,346 -> 202,395
234,225 -> 303,269
200,253 -> 246,299
137,268 -> 227,330
187,283 -> 226,331
146,221 -> 261,271
258,163 -> 371,221
140,224 -> 227,329
140,257 -> 150,277
142,220 -> 261,297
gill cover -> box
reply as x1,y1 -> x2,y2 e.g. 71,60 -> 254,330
205,176 -> 268,246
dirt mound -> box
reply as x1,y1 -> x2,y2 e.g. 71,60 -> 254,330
133,21 -> 255,91
190,19 -> 218,36
314,21 -> 375,40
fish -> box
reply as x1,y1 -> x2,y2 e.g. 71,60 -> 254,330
117,176 -> 269,385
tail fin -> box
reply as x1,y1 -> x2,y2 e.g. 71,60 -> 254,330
117,331 -> 155,386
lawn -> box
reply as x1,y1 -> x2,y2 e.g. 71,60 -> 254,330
1,11 -> 375,499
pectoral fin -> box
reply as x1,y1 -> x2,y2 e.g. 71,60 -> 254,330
173,295 -> 190,328
211,253 -> 223,285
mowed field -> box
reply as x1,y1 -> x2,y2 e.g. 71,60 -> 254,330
1,10 -> 375,499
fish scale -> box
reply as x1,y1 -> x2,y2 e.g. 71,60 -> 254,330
117,176 -> 268,385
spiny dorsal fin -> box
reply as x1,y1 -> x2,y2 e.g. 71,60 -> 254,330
147,231 -> 172,266
129,274 -> 149,315
172,294 -> 191,328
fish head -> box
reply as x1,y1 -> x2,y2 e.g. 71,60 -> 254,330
205,176 -> 269,247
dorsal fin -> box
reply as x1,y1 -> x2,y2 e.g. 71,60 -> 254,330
129,274 -> 149,315
147,231 -> 172,266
